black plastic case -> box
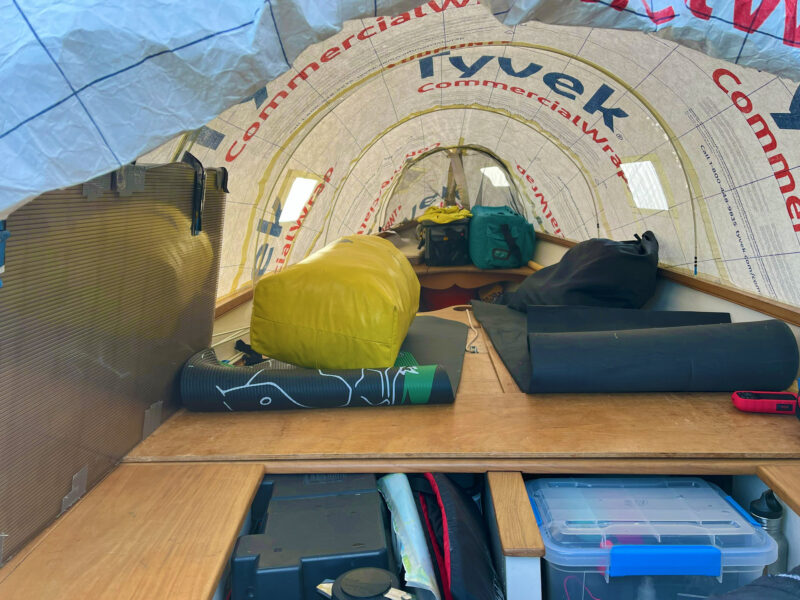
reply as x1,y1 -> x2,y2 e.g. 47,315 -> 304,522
231,474 -> 393,599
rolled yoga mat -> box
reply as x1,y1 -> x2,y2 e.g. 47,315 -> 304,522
182,349 -> 455,411
528,320 -> 799,393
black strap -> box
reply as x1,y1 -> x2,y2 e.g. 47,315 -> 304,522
234,339 -> 267,366
499,224 -> 522,263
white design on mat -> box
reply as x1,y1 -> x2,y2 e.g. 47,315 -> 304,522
216,370 -> 313,408
392,366 -> 418,405
214,364 -> 421,410
366,368 -> 386,397
318,369 -> 355,407
322,365 -> 420,406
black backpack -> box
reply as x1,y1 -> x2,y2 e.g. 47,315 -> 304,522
411,473 -> 504,600
419,220 -> 471,266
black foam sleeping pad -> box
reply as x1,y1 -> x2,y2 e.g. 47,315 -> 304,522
527,320 -> 799,393
471,301 -> 734,393
507,231 -> 659,311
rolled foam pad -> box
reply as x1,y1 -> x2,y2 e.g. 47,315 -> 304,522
528,320 -> 799,393
250,235 -> 420,369
182,349 -> 454,411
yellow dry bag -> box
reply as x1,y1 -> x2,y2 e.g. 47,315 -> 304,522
250,235 -> 420,369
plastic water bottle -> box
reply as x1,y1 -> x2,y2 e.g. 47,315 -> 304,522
636,576 -> 656,600
749,490 -> 788,575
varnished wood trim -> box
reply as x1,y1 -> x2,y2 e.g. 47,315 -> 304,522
487,472 -> 544,557
535,231 -> 573,248
214,285 -> 253,319
535,232 -> 800,326
659,270 -> 800,326
122,456 -> 800,475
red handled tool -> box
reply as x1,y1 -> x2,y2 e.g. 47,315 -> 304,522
731,391 -> 798,415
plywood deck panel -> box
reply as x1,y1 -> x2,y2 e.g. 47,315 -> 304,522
125,391 -> 800,463
0,463 -> 263,600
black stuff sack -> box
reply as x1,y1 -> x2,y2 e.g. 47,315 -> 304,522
507,231 -> 659,311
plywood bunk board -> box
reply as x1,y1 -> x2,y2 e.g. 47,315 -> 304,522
0,463 -> 263,600
125,307 -> 800,474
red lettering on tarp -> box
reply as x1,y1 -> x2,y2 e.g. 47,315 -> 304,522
785,0 -> 800,47
689,0 -> 713,19
713,68 -> 800,233
582,0 -> 628,9
517,165 -> 562,236
227,2 -> 474,162
384,205 -> 403,229
580,0 -> 675,23
424,80 -> 624,179
734,0 -> 780,34
225,141 -> 245,162
427,0 -> 470,11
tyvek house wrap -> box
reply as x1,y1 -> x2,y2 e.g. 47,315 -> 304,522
3,0 -> 800,306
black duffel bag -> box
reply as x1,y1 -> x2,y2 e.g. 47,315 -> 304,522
507,231 -> 659,311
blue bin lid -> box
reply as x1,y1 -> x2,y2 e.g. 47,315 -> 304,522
527,477 -> 777,578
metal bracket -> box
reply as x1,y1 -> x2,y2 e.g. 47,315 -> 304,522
182,152 -> 206,235
112,164 -> 146,196
82,165 -> 145,200
82,173 -> 113,200
0,220 -> 8,288
142,400 -> 163,439
60,465 -> 88,515
0,532 -> 7,565
215,167 -> 230,193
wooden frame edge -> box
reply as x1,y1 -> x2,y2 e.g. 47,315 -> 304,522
757,465 -> 800,517
214,285 -> 254,320
487,471 -> 545,557
122,457 -> 800,475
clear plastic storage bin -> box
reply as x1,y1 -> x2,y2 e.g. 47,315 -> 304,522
527,477 -> 777,600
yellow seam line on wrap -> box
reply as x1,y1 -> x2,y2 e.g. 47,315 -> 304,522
169,133 -> 190,162
231,40 -> 698,289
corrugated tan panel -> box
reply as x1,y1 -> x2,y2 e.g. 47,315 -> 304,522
0,163 -> 225,561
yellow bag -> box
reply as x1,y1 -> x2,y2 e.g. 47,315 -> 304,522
250,235 -> 420,369
416,205 -> 472,225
